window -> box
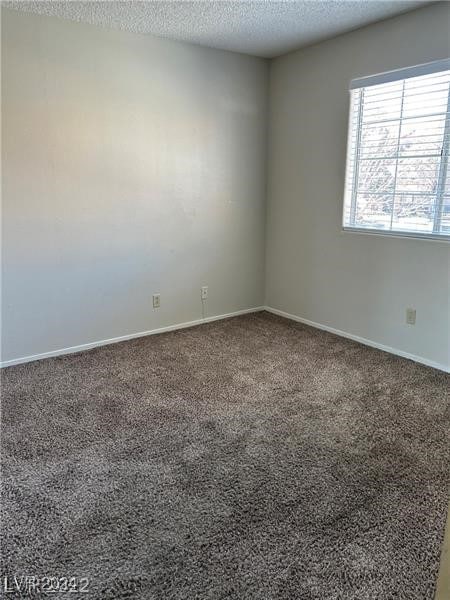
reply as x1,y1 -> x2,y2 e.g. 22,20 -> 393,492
343,58 -> 450,240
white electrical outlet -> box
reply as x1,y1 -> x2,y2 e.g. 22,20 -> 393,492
406,307 -> 416,325
153,293 -> 161,309
201,286 -> 208,300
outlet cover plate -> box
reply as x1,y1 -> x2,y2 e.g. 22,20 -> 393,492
406,308 -> 416,325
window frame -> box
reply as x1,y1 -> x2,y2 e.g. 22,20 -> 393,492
342,60 -> 450,242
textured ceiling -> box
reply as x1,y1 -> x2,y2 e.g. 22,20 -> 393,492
4,1 -> 433,58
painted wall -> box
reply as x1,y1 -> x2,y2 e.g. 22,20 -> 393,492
3,5 -> 449,370
1,8 -> 268,362
266,2 -> 450,370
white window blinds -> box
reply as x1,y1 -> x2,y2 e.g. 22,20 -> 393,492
343,59 -> 450,240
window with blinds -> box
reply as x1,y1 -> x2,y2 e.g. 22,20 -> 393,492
343,59 -> 450,240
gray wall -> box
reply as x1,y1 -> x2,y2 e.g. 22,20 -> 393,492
1,9 -> 268,362
3,4 -> 449,369
266,2 -> 450,370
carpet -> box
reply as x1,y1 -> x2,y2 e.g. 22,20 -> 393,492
1,311 -> 449,599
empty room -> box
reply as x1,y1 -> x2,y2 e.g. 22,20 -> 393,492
1,1 -> 449,598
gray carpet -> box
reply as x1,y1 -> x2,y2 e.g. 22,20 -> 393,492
1,311 -> 449,599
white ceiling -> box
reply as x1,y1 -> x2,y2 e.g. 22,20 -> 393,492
4,1 -> 433,58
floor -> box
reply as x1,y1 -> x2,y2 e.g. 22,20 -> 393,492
1,312 -> 449,599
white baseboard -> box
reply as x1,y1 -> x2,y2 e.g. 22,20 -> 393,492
3,305 -> 448,374
0,306 -> 264,368
264,306 -> 450,374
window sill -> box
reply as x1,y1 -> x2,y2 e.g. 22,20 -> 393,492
342,226 -> 450,243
